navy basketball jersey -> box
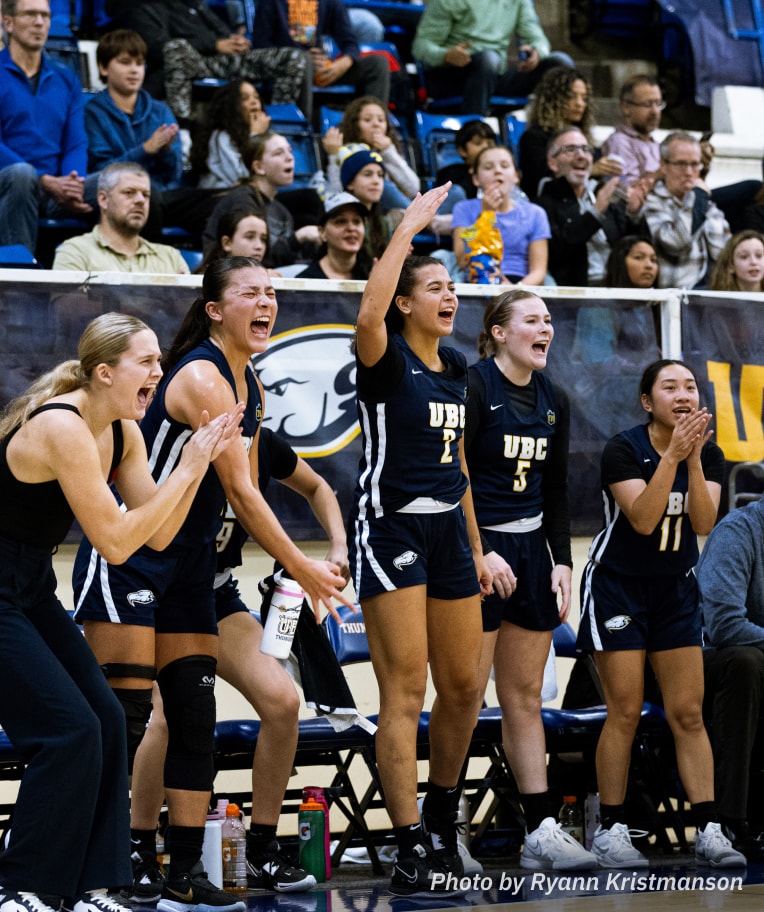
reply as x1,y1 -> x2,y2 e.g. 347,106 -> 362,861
141,338 -> 262,548
215,427 -> 297,571
353,334 -> 469,518
588,423 -> 725,575
466,359 -> 561,526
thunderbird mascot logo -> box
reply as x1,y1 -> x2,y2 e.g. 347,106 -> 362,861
252,325 -> 359,457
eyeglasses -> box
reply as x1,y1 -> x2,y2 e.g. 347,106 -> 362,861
664,160 -> 702,170
14,10 -> 52,19
552,144 -> 593,157
624,99 -> 666,110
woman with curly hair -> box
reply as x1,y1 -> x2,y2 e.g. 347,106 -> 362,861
192,80 -> 271,189
518,67 -> 623,200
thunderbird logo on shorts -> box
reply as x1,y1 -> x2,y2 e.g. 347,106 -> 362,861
127,589 -> 155,607
252,325 -> 359,457
604,614 -> 632,631
393,550 -> 418,570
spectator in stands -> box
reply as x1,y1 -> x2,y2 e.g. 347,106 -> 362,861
600,74 -> 664,187
644,131 -> 730,289
297,191 -> 373,280
452,145 -> 549,285
435,119 -> 497,212
708,230 -> 764,292
322,95 -> 419,210
518,67 -> 623,201
86,30 -> 181,194
251,0 -> 390,114
0,0 -> 94,255
538,127 -> 646,286
602,75 -> 760,232
203,131 -> 322,267
338,145 -> 392,260
191,79 -> 271,189
578,358 -> 745,870
605,235 -> 660,289
698,494 -> 764,860
412,0 -> 573,116
126,0 -> 310,122
52,162 -> 189,273
198,206 -> 270,273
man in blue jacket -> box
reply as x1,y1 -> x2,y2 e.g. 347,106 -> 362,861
0,0 -> 93,254
698,495 -> 764,860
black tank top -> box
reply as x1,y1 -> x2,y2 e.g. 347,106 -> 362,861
0,403 -> 123,548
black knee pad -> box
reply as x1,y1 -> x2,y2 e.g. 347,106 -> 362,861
157,655 -> 217,792
111,687 -> 153,759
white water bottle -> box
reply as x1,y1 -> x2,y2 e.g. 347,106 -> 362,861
260,571 -> 303,659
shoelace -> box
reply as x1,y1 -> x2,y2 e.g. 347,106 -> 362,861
18,895 -> 58,912
609,824 -> 649,851
700,824 -> 736,855
80,896 -> 130,912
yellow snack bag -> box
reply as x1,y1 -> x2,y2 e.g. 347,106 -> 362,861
461,210 -> 503,284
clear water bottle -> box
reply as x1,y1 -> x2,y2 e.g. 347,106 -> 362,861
559,795 -> 584,844
221,803 -> 248,894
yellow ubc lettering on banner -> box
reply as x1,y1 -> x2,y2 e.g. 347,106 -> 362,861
707,361 -> 764,462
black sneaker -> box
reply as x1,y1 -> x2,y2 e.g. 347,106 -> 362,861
157,862 -> 247,912
389,843 -> 467,898
420,808 -> 464,877
0,893 -> 61,912
120,851 -> 164,902
246,840 -> 317,893
721,820 -> 764,861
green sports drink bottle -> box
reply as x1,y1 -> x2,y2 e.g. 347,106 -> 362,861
298,797 -> 327,882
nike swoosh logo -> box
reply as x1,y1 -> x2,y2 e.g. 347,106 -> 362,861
167,887 -> 195,902
394,866 -> 419,883
490,403 -> 503,410
412,369 -> 423,375
643,458 -> 652,463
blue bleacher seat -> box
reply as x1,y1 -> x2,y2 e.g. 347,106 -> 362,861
415,62 -> 528,117
0,245 -> 39,269
502,113 -> 526,162
179,249 -> 204,272
414,111 -> 482,183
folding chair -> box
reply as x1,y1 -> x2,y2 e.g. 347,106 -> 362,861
213,604 -> 385,874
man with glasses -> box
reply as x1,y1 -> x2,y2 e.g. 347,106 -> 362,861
0,0 -> 96,255
601,74 -> 667,187
602,74 -> 760,232
538,126 -> 645,287
644,130 -> 729,289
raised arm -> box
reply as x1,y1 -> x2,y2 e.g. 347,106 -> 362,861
356,184 -> 451,367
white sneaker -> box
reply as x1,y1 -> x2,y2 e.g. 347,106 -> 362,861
591,823 -> 649,868
695,822 -> 747,868
69,893 -> 132,912
520,817 -> 598,871
0,893 -> 60,912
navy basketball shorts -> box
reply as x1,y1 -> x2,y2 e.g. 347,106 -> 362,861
480,525 -> 561,633
73,540 -> 218,635
214,575 -> 253,623
349,506 -> 481,602
577,561 -> 702,653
